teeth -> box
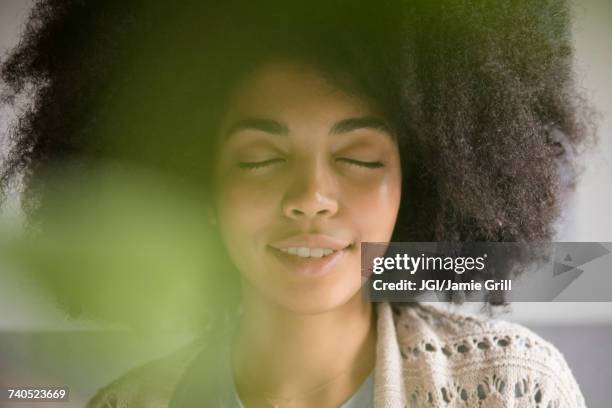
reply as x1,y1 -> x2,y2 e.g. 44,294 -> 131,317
310,248 -> 324,257
279,247 -> 338,258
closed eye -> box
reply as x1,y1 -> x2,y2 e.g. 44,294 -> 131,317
337,158 -> 384,169
237,158 -> 285,170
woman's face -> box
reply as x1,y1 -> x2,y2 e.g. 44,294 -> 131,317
213,60 -> 402,314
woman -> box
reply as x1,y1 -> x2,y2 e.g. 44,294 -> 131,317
0,0 -> 591,406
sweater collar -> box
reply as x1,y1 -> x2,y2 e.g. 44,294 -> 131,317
373,302 -> 408,408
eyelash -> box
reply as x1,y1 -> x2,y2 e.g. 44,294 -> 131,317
237,158 -> 384,170
237,159 -> 285,170
337,158 -> 385,169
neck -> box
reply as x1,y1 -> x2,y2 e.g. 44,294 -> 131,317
232,289 -> 376,408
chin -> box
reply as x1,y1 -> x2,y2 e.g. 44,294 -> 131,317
268,280 -> 363,315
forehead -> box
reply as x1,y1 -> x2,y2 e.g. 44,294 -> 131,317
222,59 -> 385,124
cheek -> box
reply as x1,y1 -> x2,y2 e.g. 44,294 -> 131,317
214,177 -> 280,246
344,170 -> 402,242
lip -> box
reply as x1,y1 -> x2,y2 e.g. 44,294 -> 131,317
267,245 -> 350,278
267,233 -> 353,278
269,234 -> 351,251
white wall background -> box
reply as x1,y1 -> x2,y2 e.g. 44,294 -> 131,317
0,0 -> 611,329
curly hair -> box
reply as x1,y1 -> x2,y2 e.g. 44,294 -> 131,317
0,0 -> 594,316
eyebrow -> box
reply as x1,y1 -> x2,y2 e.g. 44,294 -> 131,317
330,117 -> 393,136
223,116 -> 393,140
224,118 -> 289,139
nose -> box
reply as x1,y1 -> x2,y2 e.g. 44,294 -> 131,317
282,159 -> 339,221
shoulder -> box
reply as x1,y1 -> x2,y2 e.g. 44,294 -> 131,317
389,303 -> 586,407
85,337 -> 206,408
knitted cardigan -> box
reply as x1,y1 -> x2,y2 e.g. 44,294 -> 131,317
86,303 -> 586,408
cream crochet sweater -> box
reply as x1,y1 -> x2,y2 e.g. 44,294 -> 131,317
87,303 -> 586,408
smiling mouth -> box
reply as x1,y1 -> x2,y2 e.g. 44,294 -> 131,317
277,247 -> 338,258
267,244 -> 353,277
